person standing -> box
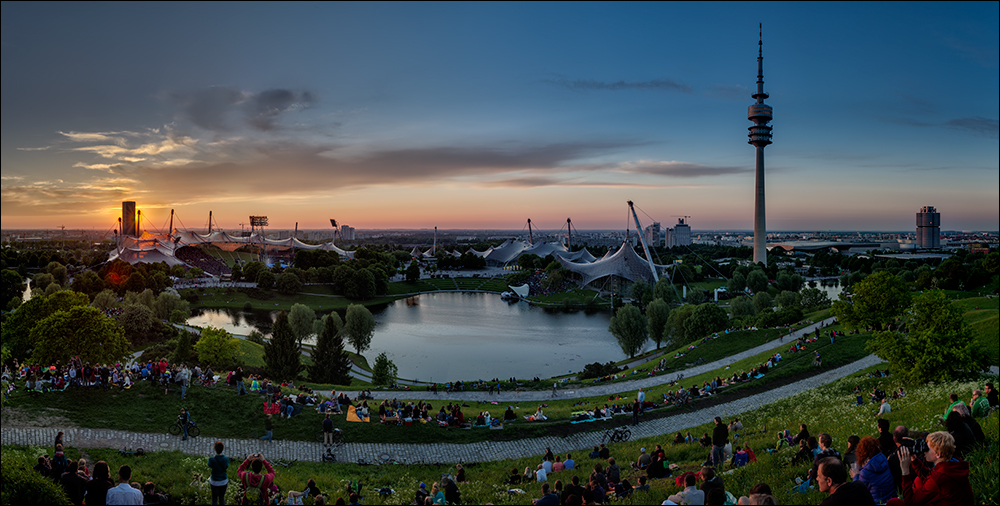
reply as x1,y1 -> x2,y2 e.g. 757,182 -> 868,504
105,465 -> 143,505
207,441 -> 229,506
261,414 -> 273,443
234,366 -> 247,396
322,413 -> 334,446
632,398 -> 641,426
711,416 -> 729,468
178,365 -> 191,400
179,408 -> 193,441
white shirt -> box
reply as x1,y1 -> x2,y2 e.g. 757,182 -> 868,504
106,482 -> 144,505
535,468 -> 547,482
878,402 -> 891,416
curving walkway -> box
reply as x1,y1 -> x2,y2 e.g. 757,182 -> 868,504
339,317 -> 839,402
0,354 -> 883,464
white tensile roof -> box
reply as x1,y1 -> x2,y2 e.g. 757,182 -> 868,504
557,240 -> 658,287
109,229 -> 353,266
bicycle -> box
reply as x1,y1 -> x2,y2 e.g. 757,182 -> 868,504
197,376 -> 218,389
321,447 -> 337,463
168,418 -> 200,438
316,428 -> 346,447
601,426 -> 631,445
117,447 -> 146,457
274,458 -> 297,468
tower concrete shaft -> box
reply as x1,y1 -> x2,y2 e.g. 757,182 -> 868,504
748,24 -> 773,266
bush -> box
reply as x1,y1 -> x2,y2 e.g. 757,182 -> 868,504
0,447 -> 72,505
580,361 -> 623,380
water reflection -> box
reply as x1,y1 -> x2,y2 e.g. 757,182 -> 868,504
188,292 -> 632,381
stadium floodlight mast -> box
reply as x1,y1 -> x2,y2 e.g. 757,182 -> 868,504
250,215 -> 269,264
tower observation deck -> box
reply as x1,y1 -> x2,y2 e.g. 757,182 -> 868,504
748,24 -> 773,266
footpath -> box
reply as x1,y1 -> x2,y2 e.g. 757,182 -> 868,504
340,317 -> 839,402
0,355 -> 884,465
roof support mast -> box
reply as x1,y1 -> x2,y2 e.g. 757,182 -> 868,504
628,200 -> 659,283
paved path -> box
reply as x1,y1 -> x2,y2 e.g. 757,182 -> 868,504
338,317 -> 838,402
0,354 -> 883,464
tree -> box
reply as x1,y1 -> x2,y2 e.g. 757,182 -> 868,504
774,290 -> 801,309
609,304 -> 647,358
263,311 -> 303,381
343,304 -> 376,355
194,326 -> 240,369
152,290 -> 189,320
172,330 -> 195,364
866,290 -> 980,384
91,289 -> 119,310
256,270 -> 275,290
243,261 -> 265,284
730,296 -> 756,319
653,278 -> 681,304
832,271 -> 911,331
686,289 -> 707,305
800,287 -> 831,309
275,272 -> 303,295
119,303 -> 155,342
646,298 -> 671,349
288,303 -> 316,345
746,270 -> 769,294
684,303 -> 729,340
666,304 -> 697,346
308,314 -> 353,385
752,292 -> 774,313
630,281 -> 653,308
371,352 -> 398,386
776,271 -> 804,292
1,290 -> 90,361
728,271 -> 746,294
30,306 -> 129,366
0,269 -> 25,309
405,260 -> 420,282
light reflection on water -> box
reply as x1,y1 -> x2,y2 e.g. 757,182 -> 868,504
189,292 -> 634,381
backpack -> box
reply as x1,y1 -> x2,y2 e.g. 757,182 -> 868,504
243,475 -> 266,505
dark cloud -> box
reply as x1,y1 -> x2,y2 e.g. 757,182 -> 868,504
170,86 -> 316,131
944,116 -> 999,139
172,86 -> 244,131
247,89 -> 317,131
544,78 -> 692,94
619,161 -> 749,178
94,141 -> 640,202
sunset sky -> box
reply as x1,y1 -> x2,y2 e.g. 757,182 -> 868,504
2,2 -> 997,233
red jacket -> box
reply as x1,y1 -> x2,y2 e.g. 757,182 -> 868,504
902,459 -> 973,505
237,457 -> 275,502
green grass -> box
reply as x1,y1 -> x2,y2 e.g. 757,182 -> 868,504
8,369 -> 996,505
951,297 -> 999,365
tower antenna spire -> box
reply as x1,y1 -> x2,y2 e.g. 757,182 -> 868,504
748,23 -> 773,266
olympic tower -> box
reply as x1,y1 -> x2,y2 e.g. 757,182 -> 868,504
748,25 -> 773,266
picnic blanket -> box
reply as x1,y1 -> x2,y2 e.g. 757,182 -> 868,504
346,405 -> 369,423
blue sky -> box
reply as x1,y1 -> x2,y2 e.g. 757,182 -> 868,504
2,2 -> 997,232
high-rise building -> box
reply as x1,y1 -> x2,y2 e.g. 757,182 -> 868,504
748,25 -> 773,266
122,201 -> 137,237
916,206 -> 940,249
644,222 -> 662,247
340,225 -> 355,240
673,218 -> 691,246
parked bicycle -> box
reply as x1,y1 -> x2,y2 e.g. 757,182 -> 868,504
321,447 -> 337,463
117,447 -> 146,457
274,458 -> 297,468
168,417 -> 200,438
601,426 -> 631,445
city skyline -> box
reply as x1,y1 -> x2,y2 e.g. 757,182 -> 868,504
2,2 -> 998,232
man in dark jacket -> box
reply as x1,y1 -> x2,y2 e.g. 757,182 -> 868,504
817,457 -> 875,505
711,416 -> 729,468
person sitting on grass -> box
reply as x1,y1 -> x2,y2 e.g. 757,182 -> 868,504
532,482 -> 559,505
816,457 -> 875,505
851,436 -> 896,504
237,453 -> 275,505
893,431 -> 973,505
666,473 -> 704,505
737,482 -> 776,505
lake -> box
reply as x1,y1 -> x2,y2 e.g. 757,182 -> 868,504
188,292 -> 637,381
